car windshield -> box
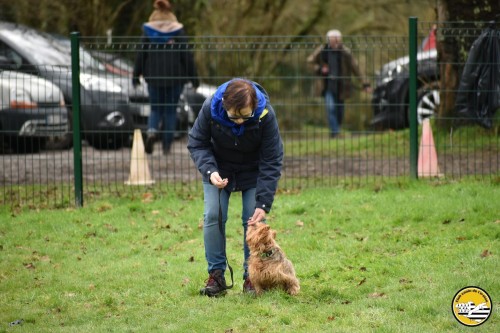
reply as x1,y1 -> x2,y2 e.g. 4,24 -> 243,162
1,26 -> 108,72
51,36 -> 106,72
0,28 -> 71,66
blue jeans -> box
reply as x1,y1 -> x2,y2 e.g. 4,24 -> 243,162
147,84 -> 183,150
325,90 -> 345,135
202,182 -> 256,280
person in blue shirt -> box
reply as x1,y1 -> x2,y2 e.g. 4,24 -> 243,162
133,0 -> 199,154
187,78 -> 284,297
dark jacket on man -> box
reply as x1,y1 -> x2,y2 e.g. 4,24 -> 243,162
455,26 -> 499,129
308,44 -> 368,100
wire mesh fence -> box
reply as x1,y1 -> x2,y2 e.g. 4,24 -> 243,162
0,20 -> 498,207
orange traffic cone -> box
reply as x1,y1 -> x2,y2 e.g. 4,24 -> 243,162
125,129 -> 155,185
418,119 -> 442,177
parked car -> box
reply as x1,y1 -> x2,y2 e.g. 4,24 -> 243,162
371,48 -> 440,130
0,21 -> 144,149
89,50 -> 216,137
176,82 -> 217,134
50,37 -> 151,145
0,57 -> 68,153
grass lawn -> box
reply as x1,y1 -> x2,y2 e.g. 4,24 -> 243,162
0,179 -> 498,332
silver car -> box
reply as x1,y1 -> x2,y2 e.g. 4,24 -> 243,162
0,65 -> 68,153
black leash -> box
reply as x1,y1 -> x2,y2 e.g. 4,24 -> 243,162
218,188 -> 234,289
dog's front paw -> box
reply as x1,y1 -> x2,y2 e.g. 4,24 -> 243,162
254,286 -> 264,296
287,284 -> 300,296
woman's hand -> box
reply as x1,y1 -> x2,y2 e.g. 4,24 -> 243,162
248,208 -> 266,226
210,172 -> 228,189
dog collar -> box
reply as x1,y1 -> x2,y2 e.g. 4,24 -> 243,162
260,248 -> 276,258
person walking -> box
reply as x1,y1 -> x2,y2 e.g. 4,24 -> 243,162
187,78 -> 284,297
133,0 -> 199,154
307,29 -> 371,137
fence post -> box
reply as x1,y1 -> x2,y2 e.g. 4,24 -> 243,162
71,32 -> 83,207
409,17 -> 418,180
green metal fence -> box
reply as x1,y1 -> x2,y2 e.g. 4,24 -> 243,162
0,19 -> 498,208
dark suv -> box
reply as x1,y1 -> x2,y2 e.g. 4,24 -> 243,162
371,48 -> 439,130
0,21 -> 145,149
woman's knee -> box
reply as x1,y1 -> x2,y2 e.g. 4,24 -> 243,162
204,210 -> 222,227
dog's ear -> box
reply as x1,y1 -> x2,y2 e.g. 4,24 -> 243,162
272,230 -> 276,239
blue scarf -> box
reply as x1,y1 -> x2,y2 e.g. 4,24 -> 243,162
210,79 -> 267,136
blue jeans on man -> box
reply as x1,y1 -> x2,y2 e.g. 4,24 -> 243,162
202,182 -> 256,280
147,84 -> 183,153
325,90 -> 345,137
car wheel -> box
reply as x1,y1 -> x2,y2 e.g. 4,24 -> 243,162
45,133 -> 73,150
185,91 -> 206,122
175,97 -> 189,140
416,81 -> 440,124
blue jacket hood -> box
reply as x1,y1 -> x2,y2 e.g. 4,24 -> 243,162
210,79 -> 268,136
143,22 -> 183,43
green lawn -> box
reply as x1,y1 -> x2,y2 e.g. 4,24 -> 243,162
0,179 -> 498,332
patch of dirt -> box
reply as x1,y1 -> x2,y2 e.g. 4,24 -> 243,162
1,137 -> 498,189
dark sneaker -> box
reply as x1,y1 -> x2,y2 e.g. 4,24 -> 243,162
200,269 -> 227,297
145,133 -> 156,155
243,277 -> 255,295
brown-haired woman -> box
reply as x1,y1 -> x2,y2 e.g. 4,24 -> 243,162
187,78 -> 283,297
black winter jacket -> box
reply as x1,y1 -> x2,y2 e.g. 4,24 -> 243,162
187,85 -> 283,213
133,31 -> 199,88
455,26 -> 500,129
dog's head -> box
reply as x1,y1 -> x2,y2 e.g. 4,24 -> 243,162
246,222 -> 276,252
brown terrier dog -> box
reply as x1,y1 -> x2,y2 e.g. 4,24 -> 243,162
246,222 -> 300,296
